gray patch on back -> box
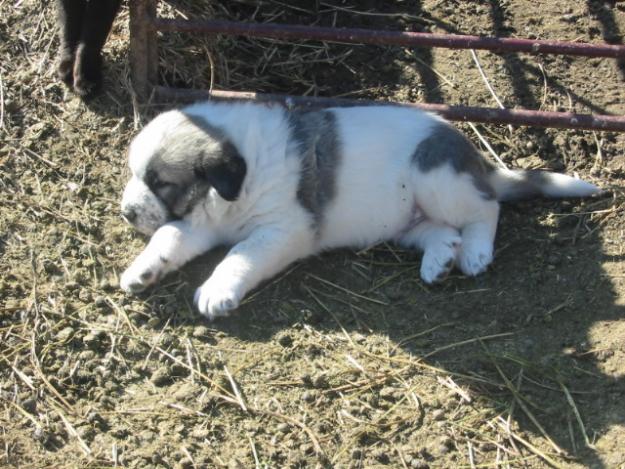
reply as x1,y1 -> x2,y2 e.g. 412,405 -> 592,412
412,123 -> 496,200
288,110 -> 341,228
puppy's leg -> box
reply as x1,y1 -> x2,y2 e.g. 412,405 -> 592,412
398,221 -> 462,284
457,201 -> 499,276
73,0 -> 121,97
195,226 -> 314,320
56,0 -> 86,85
413,165 -> 500,278
121,222 -> 218,294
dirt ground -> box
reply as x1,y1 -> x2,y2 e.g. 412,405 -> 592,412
2,0 -> 625,467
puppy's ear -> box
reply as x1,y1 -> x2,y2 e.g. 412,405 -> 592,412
195,140 -> 247,202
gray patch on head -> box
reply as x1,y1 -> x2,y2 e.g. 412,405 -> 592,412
412,123 -> 496,200
144,113 -> 224,178
143,112 -> 245,218
288,110 -> 341,228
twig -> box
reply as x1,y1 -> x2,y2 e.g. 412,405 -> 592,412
468,122 -> 508,170
320,2 -> 433,23
467,441 -> 476,469
421,332 -> 514,360
437,375 -> 472,403
411,52 -> 457,90
558,380 -> 594,449
0,71 -> 5,130
308,273 -> 389,305
496,418 -> 565,469
470,49 -> 506,110
390,322 -> 453,354
484,345 -> 565,455
53,405 -> 91,456
141,317 -> 172,370
470,49 -> 513,135
261,409 -> 326,461
248,435 -> 261,469
223,365 -> 248,412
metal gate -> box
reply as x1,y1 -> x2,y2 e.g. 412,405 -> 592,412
129,0 -> 625,132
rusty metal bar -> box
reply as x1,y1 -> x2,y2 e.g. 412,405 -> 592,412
151,17 -> 625,59
129,0 -> 158,100
154,86 -> 625,132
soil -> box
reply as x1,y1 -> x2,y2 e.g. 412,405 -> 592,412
1,1 -> 625,468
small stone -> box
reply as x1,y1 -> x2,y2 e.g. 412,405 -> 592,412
276,333 -> 293,347
146,317 -> 161,328
32,427 -> 48,443
94,296 -> 107,308
302,390 -> 316,403
76,425 -> 95,442
379,386 -> 397,401
192,325 -> 210,338
312,373 -> 328,389
150,366 -> 171,386
56,326 -> 75,342
176,458 -> 193,469
78,289 -> 92,302
21,397 -> 37,413
163,304 -> 177,316
79,350 -> 96,361
433,444 -> 449,456
160,333 -> 176,348
372,448 -> 390,463
86,411 -> 102,424
431,409 -> 445,421
82,329 -> 106,347
411,458 -> 429,468
300,374 -> 313,387
277,422 -> 290,433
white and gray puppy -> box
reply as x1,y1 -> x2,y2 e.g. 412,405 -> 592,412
120,101 -> 599,319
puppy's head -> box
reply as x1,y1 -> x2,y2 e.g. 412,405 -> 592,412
121,110 -> 247,235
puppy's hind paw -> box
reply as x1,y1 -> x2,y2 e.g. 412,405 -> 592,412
458,248 -> 493,277
419,237 -> 461,284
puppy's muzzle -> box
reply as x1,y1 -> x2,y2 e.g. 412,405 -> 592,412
121,206 -> 138,223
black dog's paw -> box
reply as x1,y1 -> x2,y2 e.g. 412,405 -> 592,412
72,43 -> 103,98
57,48 -> 75,86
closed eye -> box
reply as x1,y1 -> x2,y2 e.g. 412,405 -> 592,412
156,183 -> 183,208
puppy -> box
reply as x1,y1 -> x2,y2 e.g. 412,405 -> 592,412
120,101 -> 599,319
56,0 -> 121,97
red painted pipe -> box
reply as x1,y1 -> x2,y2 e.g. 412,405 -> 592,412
152,17 -> 625,59
153,86 -> 625,132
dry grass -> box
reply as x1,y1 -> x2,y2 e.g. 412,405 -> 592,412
2,0 -> 625,468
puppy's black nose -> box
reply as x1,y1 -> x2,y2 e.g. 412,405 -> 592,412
122,207 -> 137,223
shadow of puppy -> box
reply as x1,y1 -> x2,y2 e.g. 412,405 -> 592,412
55,0 -> 121,98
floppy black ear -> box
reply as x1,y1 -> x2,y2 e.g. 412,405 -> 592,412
195,140 -> 247,202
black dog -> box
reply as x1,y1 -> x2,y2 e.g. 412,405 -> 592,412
56,0 -> 122,97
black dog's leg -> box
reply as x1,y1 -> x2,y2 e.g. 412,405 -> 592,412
73,0 -> 122,97
56,0 -> 86,86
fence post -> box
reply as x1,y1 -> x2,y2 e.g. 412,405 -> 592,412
129,0 -> 158,100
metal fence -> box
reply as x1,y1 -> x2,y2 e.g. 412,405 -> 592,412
129,0 -> 625,132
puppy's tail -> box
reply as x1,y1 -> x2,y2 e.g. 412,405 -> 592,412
488,168 -> 600,202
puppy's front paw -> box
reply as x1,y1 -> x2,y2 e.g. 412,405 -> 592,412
194,279 -> 240,320
120,261 -> 161,294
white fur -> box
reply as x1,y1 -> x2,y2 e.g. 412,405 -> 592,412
120,101 -> 598,319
